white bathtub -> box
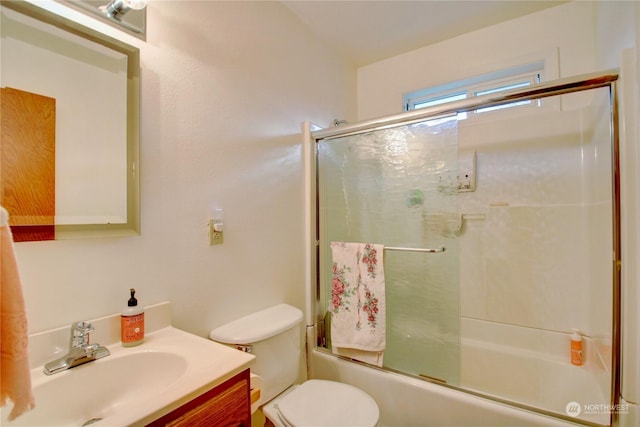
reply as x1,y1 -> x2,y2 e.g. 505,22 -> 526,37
310,349 -> 577,427
460,338 -> 608,425
461,317 -> 612,425
308,319 -> 613,427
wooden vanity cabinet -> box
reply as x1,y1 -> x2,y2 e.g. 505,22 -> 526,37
147,369 -> 251,427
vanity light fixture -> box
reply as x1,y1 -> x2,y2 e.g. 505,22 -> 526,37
102,0 -> 147,20
59,0 -> 147,37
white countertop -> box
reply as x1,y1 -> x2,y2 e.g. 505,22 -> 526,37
102,326 -> 255,426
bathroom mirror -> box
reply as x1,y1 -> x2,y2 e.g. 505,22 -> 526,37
0,1 -> 140,240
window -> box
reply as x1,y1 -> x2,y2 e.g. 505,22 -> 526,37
403,61 -> 544,118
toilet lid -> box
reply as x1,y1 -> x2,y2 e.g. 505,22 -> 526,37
276,380 -> 379,427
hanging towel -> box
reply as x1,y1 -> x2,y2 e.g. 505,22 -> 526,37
0,207 -> 35,420
330,242 -> 385,367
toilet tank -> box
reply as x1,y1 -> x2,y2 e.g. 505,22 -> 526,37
209,304 -> 303,403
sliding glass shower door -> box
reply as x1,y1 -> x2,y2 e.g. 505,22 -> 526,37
317,118 -> 461,384
313,75 -> 620,425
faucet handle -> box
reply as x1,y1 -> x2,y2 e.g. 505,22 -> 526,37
72,321 -> 94,333
70,321 -> 94,348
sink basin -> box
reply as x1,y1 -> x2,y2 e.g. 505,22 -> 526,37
9,352 -> 187,427
1,326 -> 255,427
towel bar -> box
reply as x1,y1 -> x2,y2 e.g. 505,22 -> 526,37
384,246 -> 446,253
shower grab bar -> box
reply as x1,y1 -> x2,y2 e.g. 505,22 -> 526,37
384,246 -> 445,253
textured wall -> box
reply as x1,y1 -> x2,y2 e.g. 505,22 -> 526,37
14,1 -> 356,337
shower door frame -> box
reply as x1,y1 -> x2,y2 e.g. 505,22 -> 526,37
307,69 -> 622,426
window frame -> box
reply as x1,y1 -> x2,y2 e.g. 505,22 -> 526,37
403,61 -> 545,118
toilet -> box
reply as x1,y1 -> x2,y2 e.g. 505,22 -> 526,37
209,304 -> 380,427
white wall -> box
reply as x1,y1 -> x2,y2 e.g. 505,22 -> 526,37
14,1 -> 356,337
592,0 -> 640,412
615,0 -> 640,414
357,1 -> 596,121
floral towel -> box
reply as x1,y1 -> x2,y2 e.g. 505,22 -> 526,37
330,242 -> 385,367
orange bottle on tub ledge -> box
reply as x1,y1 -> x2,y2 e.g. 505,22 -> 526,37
570,328 -> 583,366
121,288 -> 144,347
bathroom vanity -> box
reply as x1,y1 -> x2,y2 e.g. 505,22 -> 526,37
147,369 -> 250,426
1,302 -> 255,427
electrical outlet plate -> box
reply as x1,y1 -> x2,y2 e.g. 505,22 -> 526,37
209,220 -> 223,245
458,150 -> 476,192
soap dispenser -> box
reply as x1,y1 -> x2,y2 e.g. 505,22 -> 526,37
121,288 -> 144,347
570,328 -> 583,366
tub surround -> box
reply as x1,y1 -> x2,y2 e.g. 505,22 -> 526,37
5,302 -> 255,426
460,318 -> 609,425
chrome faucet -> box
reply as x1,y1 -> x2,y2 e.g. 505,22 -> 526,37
44,321 -> 110,375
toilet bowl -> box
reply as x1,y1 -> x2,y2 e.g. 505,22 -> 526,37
209,304 -> 380,427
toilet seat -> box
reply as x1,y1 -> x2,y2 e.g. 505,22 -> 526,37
274,380 -> 379,427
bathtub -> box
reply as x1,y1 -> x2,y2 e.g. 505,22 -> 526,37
310,349 -> 576,427
308,319 -> 613,427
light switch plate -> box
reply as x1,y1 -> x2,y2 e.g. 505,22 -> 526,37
209,220 -> 223,245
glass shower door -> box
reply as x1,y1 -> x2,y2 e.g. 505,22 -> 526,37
313,73 -> 620,426
317,118 -> 461,384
